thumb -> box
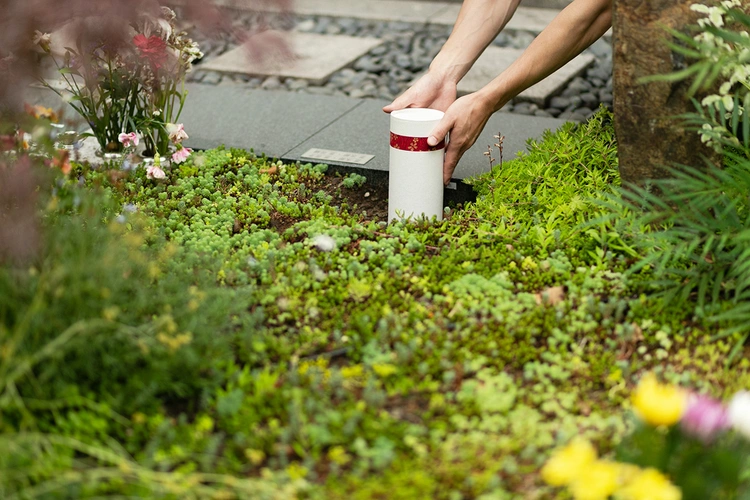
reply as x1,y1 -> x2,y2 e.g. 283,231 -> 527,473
427,116 -> 452,147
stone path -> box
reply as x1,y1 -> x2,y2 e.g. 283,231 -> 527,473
456,49 -> 596,105
201,32 -> 383,85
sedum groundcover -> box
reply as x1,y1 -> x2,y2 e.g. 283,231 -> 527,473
2,111 -> 749,498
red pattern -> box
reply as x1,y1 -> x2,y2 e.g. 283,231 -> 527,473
390,132 -> 445,152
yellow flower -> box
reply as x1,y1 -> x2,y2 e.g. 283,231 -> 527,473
618,468 -> 681,500
541,437 -> 598,486
569,460 -> 620,500
632,373 -> 687,426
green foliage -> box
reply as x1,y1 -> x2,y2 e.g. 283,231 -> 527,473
603,2 -> 750,361
341,172 -> 367,189
2,108 -> 748,498
617,423 -> 750,500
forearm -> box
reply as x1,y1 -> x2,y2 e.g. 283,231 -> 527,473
429,0 -> 522,84
477,0 -> 612,112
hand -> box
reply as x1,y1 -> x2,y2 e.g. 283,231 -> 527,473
382,71 -> 457,113
427,92 -> 494,185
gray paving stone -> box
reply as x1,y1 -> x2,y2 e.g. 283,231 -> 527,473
178,84 -> 361,157
201,0 -> 450,24
455,47 -> 595,105
430,5 -> 560,32
285,98 -> 566,184
200,32 -> 382,85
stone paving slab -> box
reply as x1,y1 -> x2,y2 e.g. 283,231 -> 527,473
179,84 -> 362,156
285,98 -> 566,181
199,32 -> 382,85
430,4 -> 560,32
177,0 -> 565,32
201,0 -> 453,24
456,47 -> 595,105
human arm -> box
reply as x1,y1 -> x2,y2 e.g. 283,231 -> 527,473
382,0 -> 523,113
429,0 -> 613,184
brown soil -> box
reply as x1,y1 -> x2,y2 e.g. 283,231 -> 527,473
319,175 -> 389,223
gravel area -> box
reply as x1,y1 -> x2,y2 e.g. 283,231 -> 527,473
185,13 -> 613,122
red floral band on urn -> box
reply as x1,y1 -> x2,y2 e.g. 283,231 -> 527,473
390,132 -> 445,152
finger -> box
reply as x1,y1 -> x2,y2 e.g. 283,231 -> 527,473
427,116 -> 453,147
383,91 -> 417,113
443,143 -> 463,185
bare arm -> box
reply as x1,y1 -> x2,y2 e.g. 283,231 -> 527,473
428,0 -> 612,183
382,0 -> 522,113
428,0 -> 523,85
476,0 -> 612,113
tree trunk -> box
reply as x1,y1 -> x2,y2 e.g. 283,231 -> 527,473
612,0 -> 716,185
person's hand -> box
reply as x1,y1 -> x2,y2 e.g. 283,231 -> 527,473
382,71 -> 457,113
427,92 -> 494,185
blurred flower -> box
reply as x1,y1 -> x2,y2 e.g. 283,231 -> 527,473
0,134 -> 16,151
25,104 -> 59,123
632,373 -> 687,426
727,391 -> 750,439
118,132 -> 139,148
618,468 -> 681,500
541,437 -> 597,487
146,165 -> 165,179
51,150 -> 71,175
568,460 -> 619,500
312,234 -> 336,252
32,30 -> 51,52
681,393 -> 730,442
171,146 -> 192,164
166,123 -> 188,143
133,34 -> 168,70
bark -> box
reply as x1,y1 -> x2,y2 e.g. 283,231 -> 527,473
612,0 -> 716,185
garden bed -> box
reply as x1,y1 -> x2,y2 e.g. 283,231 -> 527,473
2,111 -> 749,499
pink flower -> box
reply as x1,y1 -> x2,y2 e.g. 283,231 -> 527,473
681,393 -> 730,442
118,132 -> 139,148
133,34 -> 168,70
146,165 -> 166,179
171,146 -> 192,164
166,123 -> 189,143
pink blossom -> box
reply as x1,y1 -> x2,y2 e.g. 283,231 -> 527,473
146,165 -> 165,179
118,132 -> 139,148
166,123 -> 188,143
171,146 -> 192,164
133,34 -> 167,70
681,393 -> 730,442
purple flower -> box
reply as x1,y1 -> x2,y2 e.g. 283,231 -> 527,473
681,393 -> 730,442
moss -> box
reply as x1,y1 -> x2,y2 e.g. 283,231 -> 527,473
3,110 -> 748,498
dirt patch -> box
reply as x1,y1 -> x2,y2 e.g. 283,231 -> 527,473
319,175 -> 389,223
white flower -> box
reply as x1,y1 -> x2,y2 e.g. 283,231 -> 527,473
311,234 -> 336,252
32,30 -> 52,52
728,391 -> 750,439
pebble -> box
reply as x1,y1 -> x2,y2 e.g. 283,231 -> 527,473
580,92 -> 599,108
287,79 -> 309,91
261,76 -> 282,90
549,96 -> 570,110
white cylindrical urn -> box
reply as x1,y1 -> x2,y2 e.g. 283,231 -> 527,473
388,108 -> 446,222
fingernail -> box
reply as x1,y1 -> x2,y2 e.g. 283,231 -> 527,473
427,136 -> 437,146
